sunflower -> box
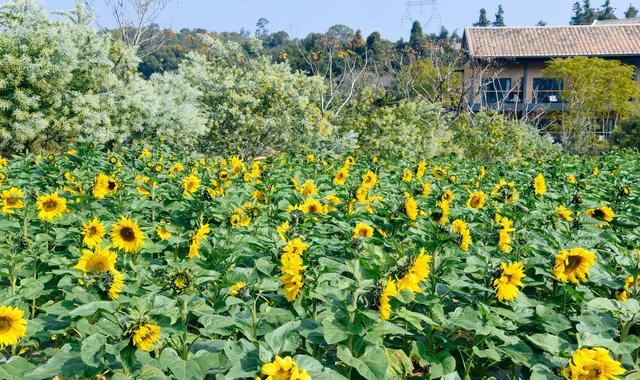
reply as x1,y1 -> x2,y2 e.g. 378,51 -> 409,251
397,249 -> 432,293
169,271 -> 193,294
103,270 -> 125,300
299,197 -> 328,215
229,209 -> 251,227
73,245 -> 117,273
432,166 -> 447,180
169,162 -> 185,177
214,171 -> 229,185
378,280 -> 399,321
404,196 -> 418,221
422,182 -> 432,197
36,192 -> 67,221
111,217 -> 146,254
555,205 -> 574,222
228,282 -> 246,297
491,179 -> 519,204
344,156 -> 355,168
1,187 -> 24,215
352,222 -> 374,239
182,174 -> 201,197
586,206 -> 614,222
325,194 -> 341,206
451,219 -> 472,252
566,175 -> 577,184
361,170 -> 378,189
0,306 -> 27,347
156,222 -> 172,240
466,190 -> 485,209
82,218 -> 106,248
593,166 -> 600,176
402,170 -> 413,182
92,172 -> 118,199
188,223 -> 211,259
333,167 -> 349,185
617,275 -> 640,302
280,247 -> 304,301
415,161 -> 427,179
230,156 -> 245,175
493,262 -> 525,302
131,322 -> 161,352
276,221 -> 290,241
299,180 -> 317,197
283,238 -> 309,256
478,166 -> 486,179
496,215 -> 515,253
552,247 -> 597,284
533,173 -> 547,196
562,347 -> 624,380
441,189 -> 454,203
435,200 -> 450,225
261,356 -> 311,380
281,272 -> 303,302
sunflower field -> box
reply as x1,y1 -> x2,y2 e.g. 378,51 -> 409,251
0,141 -> 639,380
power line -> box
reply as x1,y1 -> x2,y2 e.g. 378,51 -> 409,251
401,0 -> 441,31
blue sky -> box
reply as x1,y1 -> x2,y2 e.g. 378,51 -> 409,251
38,0 -> 638,40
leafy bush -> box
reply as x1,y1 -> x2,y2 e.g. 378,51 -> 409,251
179,37 -> 333,158
336,89 -> 457,159
454,111 -> 557,163
0,0 -> 207,154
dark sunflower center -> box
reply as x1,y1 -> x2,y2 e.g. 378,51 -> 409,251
471,197 -> 480,207
5,197 -> 18,206
566,255 -> 583,272
88,226 -> 97,236
594,209 -> 605,219
120,227 -> 135,242
107,180 -> 117,191
43,199 -> 58,211
0,317 -> 10,333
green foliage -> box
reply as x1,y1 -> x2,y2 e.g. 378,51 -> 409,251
612,106 -> 640,148
543,57 -> 639,154
0,0 -> 207,154
178,37 -> 333,158
1,142 -> 639,379
454,111 -> 557,163
336,90 -> 457,159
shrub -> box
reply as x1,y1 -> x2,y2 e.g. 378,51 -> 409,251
454,111 -> 557,163
336,88 -> 457,159
0,0 -> 207,154
178,37 -> 332,158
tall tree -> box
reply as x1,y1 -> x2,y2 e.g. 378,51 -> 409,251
409,20 -> 425,54
570,0 -> 598,24
582,0 -> 598,23
83,0 -> 173,54
625,3 -> 639,18
255,17 -> 269,37
474,8 -> 490,27
492,5 -> 506,26
570,2 -> 584,24
598,0 -> 617,20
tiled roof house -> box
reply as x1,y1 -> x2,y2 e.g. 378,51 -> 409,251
461,24 -> 640,111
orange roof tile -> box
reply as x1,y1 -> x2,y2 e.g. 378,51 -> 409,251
464,25 -> 640,58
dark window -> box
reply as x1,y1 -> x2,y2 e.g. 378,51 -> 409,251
481,78 -> 512,105
533,78 -> 563,103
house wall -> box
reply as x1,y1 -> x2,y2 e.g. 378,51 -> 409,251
462,57 -> 640,107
